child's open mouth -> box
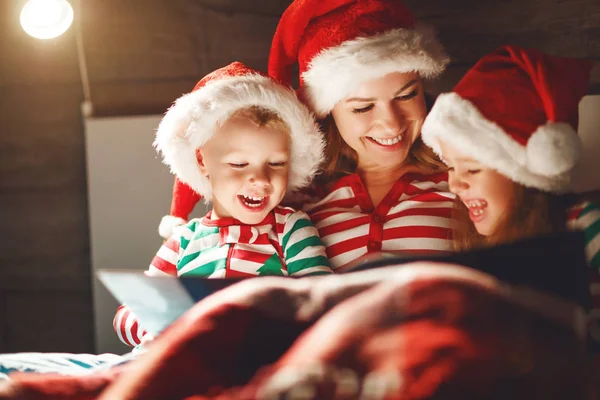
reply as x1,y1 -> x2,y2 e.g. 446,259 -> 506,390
465,199 -> 487,223
238,195 -> 269,212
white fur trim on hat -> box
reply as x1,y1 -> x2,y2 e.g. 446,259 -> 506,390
158,215 -> 187,239
154,74 -> 325,201
421,93 -> 582,193
302,24 -> 449,117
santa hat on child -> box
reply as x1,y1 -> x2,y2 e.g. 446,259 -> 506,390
268,0 -> 449,118
422,45 -> 592,193
155,62 -> 325,238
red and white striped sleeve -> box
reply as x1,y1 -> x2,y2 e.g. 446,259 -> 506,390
147,236 -> 181,277
113,305 -> 147,347
112,236 -> 182,346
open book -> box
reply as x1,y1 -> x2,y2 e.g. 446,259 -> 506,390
98,230 -> 589,337
97,271 -> 244,336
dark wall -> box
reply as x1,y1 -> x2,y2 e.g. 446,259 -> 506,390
0,0 -> 598,353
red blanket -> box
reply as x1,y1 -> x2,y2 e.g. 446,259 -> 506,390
0,262 -> 589,400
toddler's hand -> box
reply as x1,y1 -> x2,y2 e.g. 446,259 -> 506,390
141,333 -> 155,346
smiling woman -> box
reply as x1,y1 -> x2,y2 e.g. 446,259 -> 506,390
268,0 -> 456,270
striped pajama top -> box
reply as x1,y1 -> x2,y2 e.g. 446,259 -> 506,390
304,172 -> 456,271
114,206 -> 332,347
567,201 -> 600,271
567,201 -> 600,351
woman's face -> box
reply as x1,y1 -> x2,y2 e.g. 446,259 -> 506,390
331,71 -> 427,171
438,140 -> 518,236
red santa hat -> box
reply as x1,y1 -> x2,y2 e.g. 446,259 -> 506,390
155,62 -> 325,238
422,45 -> 592,193
268,0 -> 449,118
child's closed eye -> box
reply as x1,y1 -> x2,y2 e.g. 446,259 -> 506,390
269,161 -> 287,167
228,163 -> 248,168
468,169 -> 481,174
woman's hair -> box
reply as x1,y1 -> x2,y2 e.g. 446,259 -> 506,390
316,115 -> 446,185
452,182 -> 579,251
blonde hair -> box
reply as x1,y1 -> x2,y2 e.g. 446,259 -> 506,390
227,105 -> 291,136
452,183 -> 578,251
316,115 -> 446,185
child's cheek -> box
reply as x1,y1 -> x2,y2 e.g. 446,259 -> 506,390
221,168 -> 244,180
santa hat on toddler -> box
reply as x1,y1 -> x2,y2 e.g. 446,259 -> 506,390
155,62 -> 325,238
422,45 -> 592,193
268,0 -> 449,118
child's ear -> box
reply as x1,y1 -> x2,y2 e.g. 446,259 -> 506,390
196,149 -> 209,178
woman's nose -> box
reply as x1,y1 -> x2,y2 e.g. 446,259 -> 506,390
377,102 -> 405,133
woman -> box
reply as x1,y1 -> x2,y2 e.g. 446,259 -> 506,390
267,0 -> 456,270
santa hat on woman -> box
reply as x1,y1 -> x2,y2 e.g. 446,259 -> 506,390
155,62 -> 325,238
268,0 -> 449,118
422,45 -> 592,193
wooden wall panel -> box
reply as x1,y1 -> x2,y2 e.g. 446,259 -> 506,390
197,7 -> 279,72
1,1 -> 91,352
79,0 -> 288,115
0,190 -> 90,291
3,291 -> 93,353
0,86 -> 85,190
407,0 -> 600,60
424,63 -> 600,96
82,1 -> 201,83
0,295 -> 5,352
407,0 -> 600,94
88,79 -> 198,117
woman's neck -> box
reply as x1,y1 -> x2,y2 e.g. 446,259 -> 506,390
357,162 -> 415,188
356,162 -> 420,207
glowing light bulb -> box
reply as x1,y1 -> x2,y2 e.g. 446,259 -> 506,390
20,0 -> 74,40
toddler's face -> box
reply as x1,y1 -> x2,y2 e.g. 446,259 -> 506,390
199,116 -> 290,224
438,140 -> 517,236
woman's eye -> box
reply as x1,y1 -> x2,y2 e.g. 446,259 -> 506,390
269,161 -> 287,167
447,166 -> 455,172
394,90 -> 418,101
229,163 -> 247,168
352,104 -> 374,114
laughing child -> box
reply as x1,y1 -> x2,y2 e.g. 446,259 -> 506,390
114,62 -> 332,347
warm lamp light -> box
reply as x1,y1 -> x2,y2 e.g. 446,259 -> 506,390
20,0 -> 74,39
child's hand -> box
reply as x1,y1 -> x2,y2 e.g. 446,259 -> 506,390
141,333 -> 155,346
131,334 -> 156,355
